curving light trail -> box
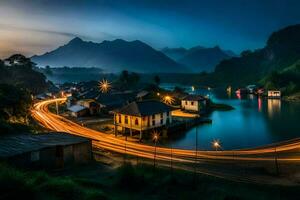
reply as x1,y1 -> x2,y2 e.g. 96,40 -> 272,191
31,98 -> 300,164
31,98 -> 300,184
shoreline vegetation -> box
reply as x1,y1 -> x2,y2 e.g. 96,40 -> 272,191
1,161 -> 300,200
283,92 -> 300,102
209,101 -> 235,111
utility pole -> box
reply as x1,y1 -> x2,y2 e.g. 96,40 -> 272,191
154,138 -> 157,169
55,100 -> 59,115
194,126 -> 198,182
275,146 -> 279,175
124,134 -> 127,164
170,142 -> 173,175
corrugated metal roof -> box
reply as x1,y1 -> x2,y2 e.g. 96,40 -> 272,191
115,100 -> 173,117
0,132 -> 89,158
67,105 -> 87,112
182,95 -> 206,101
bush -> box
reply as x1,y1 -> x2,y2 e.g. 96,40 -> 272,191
115,164 -> 147,190
0,164 -> 35,199
38,178 -> 84,200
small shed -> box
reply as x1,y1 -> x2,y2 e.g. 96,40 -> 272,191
68,104 -> 88,117
77,99 -> 101,115
0,132 -> 92,169
181,95 -> 207,112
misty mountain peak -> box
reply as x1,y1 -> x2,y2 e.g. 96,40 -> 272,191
68,37 -> 84,44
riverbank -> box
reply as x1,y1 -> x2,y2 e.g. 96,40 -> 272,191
209,101 -> 235,111
283,92 -> 300,102
1,161 -> 300,200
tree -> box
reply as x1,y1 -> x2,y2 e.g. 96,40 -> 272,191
154,75 -> 160,86
0,54 -> 48,94
120,70 -> 129,84
0,84 -> 32,122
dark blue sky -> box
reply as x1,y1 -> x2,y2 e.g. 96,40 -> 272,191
0,0 -> 300,58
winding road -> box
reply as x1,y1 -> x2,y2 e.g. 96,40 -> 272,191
31,98 -> 300,185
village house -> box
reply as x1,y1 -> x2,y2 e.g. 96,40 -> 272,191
181,95 -> 208,113
0,132 -> 92,169
268,90 -> 281,98
68,104 -> 89,117
77,99 -> 101,115
114,100 -> 173,139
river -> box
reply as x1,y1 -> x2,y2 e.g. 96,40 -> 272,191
160,83 -> 300,150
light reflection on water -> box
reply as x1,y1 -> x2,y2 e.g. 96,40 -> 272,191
160,84 -> 300,150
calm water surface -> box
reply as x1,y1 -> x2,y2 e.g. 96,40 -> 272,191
160,83 -> 300,150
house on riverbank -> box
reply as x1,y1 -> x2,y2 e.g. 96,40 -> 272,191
114,100 -> 173,139
181,95 -> 208,113
0,132 -> 92,169
268,90 -> 281,99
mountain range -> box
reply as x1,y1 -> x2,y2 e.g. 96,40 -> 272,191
31,38 -> 187,73
162,46 -> 237,72
31,37 -> 237,73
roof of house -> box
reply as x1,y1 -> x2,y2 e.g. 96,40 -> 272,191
0,132 -> 89,158
182,95 -> 206,101
96,93 -> 135,108
67,104 -> 87,112
115,100 -> 173,117
136,90 -> 149,98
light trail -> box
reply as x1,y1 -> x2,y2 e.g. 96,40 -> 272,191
31,98 -> 300,183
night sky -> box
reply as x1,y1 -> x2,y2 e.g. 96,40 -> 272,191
0,0 -> 300,58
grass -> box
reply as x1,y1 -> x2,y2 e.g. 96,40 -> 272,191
0,163 -> 107,200
1,162 -> 300,200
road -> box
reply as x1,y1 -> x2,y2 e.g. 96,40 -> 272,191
32,98 -> 300,185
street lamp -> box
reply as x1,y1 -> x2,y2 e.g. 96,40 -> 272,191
163,95 -> 174,105
152,131 -> 159,169
53,95 -> 59,115
212,139 -> 221,151
98,79 -> 111,93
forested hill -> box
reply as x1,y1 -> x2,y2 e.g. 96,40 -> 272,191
213,24 -> 300,86
0,54 -> 48,94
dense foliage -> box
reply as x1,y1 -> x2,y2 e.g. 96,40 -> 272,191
0,54 -> 49,134
0,55 -> 48,94
261,60 -> 300,95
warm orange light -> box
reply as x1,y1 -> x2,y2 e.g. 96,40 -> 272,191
152,130 -> 160,142
212,139 -> 221,150
98,79 -> 111,93
163,95 -> 174,105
